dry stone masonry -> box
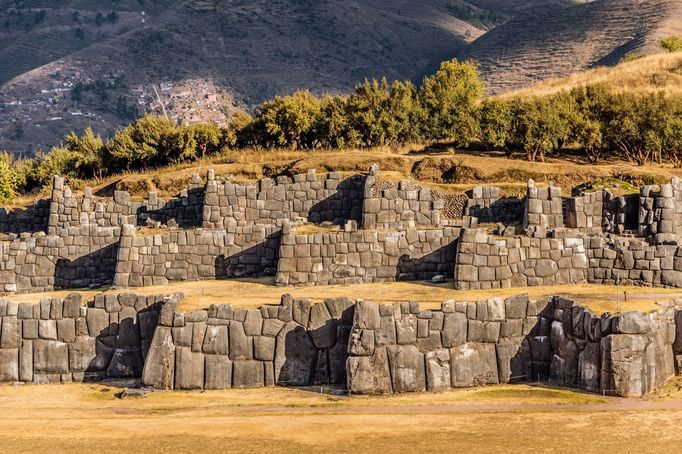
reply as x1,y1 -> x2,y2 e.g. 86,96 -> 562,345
2,290 -> 681,398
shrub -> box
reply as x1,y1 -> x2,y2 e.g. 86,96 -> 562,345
0,152 -> 19,202
660,36 -> 682,53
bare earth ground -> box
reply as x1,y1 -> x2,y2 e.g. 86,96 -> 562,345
3,381 -> 682,453
6,279 -> 682,315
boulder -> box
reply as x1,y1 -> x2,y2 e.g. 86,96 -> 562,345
611,312 -> 651,335
229,321 -> 253,360
600,334 -> 652,397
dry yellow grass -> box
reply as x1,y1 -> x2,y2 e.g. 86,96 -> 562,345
503,51 -> 682,99
1,383 -> 682,453
5,279 -> 681,316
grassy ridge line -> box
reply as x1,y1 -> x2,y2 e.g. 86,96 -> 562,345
501,52 -> 682,99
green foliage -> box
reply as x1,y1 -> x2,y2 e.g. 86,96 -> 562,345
106,114 -> 179,169
419,59 -> 484,146
64,127 -> 105,179
660,36 -> 682,53
479,98 -> 512,151
0,152 -> 19,202
31,147 -> 81,189
258,90 -> 321,149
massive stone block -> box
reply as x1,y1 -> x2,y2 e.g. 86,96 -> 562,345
274,321 -> 316,386
142,327 -> 176,390
425,348 -> 451,392
33,340 -> 69,374
450,343 -> 499,388
174,346 -> 205,390
387,345 -> 425,393
347,346 -> 392,395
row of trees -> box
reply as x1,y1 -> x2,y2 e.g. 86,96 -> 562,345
2,58 -> 682,202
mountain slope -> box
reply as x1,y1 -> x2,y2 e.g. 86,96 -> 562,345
463,0 -> 682,94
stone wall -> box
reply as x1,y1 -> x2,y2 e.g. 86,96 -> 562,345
0,292 -> 166,383
203,169 -> 365,229
0,291 -> 680,398
464,186 -> 524,225
454,229 -> 682,290
346,295 -> 676,397
362,167 -> 443,230
0,199 -> 50,234
523,180 -> 563,232
275,223 -> 469,286
0,227 -> 120,293
143,294 -> 355,390
113,224 -> 281,288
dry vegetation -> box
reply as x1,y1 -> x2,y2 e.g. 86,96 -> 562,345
6,279 -> 681,316
504,52 -> 682,99
2,382 -> 682,453
13,145 -> 682,208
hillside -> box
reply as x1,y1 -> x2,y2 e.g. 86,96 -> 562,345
2,0 -> 682,154
464,0 -> 682,94
502,51 -> 682,98
0,0 -> 570,154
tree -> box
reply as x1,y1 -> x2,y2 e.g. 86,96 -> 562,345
479,98 -> 513,154
224,111 -> 257,149
0,152 -> 19,202
106,114 -> 179,169
510,96 -> 568,162
64,127 -> 105,179
186,123 -> 222,158
660,36 -> 682,53
317,96 -> 359,149
347,78 -> 393,147
419,59 -> 484,145
257,90 -> 321,149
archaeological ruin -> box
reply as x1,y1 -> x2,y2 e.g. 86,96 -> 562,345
2,165 -> 682,396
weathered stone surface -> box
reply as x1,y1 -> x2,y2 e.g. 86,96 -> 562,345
450,343 -> 499,387
496,337 -> 531,383
348,328 -> 375,356
106,348 -> 144,378
1,317 -> 21,348
232,360 -> 264,388
387,345 -> 425,393
0,348 -> 19,381
442,313 -> 467,348
33,340 -> 69,374
142,327 -> 175,389
202,325 -> 228,355
204,355 -> 232,389
254,336 -> 276,361
229,321 -> 253,360
600,334 -> 652,397
68,336 -> 96,371
308,303 -> 336,349
354,300 -> 380,330
395,315 -> 417,345
347,346 -> 392,394
611,312 -> 651,335
275,321 -> 316,386
174,346 -> 204,390
425,348 -> 451,392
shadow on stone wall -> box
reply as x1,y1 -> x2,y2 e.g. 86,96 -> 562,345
0,200 -> 50,234
55,242 -> 120,289
214,231 -> 282,279
395,241 -> 458,281
139,187 -> 205,228
308,175 -> 366,225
